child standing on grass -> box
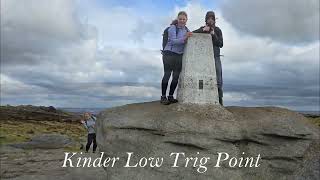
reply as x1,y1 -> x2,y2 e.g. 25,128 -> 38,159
80,112 -> 97,153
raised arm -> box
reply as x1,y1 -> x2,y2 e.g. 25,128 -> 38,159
81,121 -> 88,130
91,115 -> 97,121
192,26 -> 204,33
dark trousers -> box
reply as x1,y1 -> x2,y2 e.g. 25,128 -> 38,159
215,56 -> 223,103
161,53 -> 183,96
86,133 -> 97,152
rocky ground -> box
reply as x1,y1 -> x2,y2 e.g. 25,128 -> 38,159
0,146 -> 107,180
0,104 -> 319,180
0,105 -> 107,179
97,101 -> 320,180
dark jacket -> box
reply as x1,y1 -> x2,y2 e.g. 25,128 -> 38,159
193,26 -> 223,57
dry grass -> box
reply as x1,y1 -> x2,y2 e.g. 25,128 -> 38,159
0,120 -> 87,145
307,117 -> 320,127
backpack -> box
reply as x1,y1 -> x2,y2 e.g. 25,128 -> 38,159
162,25 -> 190,52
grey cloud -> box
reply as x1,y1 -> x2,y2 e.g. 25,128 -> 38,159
1,79 -> 160,108
221,0 -> 319,44
220,35 -> 319,110
1,42 -> 163,108
97,47 -> 162,83
1,1 -> 319,111
224,83 -> 319,111
1,0 -> 97,66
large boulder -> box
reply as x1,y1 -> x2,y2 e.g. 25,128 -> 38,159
226,106 -> 320,180
96,101 -> 319,180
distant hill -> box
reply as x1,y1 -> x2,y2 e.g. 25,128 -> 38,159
0,105 -> 80,122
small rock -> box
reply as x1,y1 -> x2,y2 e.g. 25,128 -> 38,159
10,134 -> 72,149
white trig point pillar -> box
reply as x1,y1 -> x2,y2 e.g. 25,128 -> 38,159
177,33 -> 219,105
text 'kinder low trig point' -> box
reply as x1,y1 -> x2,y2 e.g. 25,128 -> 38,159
177,33 -> 219,105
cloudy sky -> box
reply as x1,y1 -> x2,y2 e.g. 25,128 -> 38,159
1,0 -> 319,111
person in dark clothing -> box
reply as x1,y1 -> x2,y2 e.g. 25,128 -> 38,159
161,11 -> 192,105
81,112 -> 97,153
193,11 -> 224,105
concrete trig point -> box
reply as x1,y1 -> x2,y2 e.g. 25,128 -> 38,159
177,33 -> 219,105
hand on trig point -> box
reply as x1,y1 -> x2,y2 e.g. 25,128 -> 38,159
184,32 -> 193,42
203,26 -> 210,32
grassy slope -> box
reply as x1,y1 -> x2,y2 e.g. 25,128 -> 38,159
0,120 -> 87,151
307,117 -> 320,127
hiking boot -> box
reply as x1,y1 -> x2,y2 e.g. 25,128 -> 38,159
219,96 -> 223,106
160,96 -> 170,105
168,95 -> 178,103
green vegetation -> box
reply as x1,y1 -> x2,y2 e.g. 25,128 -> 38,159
0,120 -> 87,146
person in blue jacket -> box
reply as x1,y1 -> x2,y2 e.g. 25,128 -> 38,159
161,11 -> 192,105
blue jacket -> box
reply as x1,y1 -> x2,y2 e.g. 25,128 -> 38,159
82,116 -> 96,134
164,25 -> 189,54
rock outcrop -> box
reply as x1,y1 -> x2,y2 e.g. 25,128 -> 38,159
96,101 -> 319,180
